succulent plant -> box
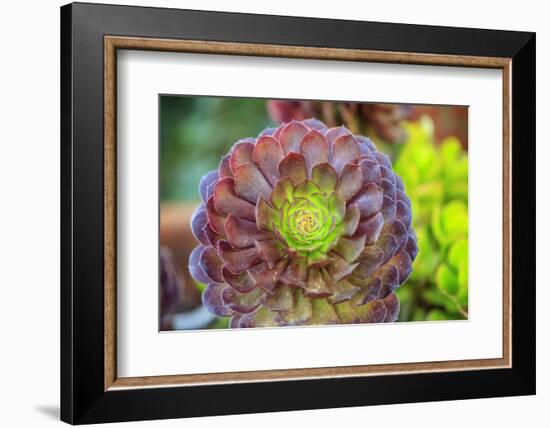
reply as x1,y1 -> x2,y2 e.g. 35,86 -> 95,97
268,100 -> 412,145
435,237 -> 468,316
393,117 -> 468,320
189,119 -> 417,328
410,105 -> 469,149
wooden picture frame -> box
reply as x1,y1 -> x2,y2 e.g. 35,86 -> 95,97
61,2 -> 535,424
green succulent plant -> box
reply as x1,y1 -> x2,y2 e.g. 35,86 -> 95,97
394,117 -> 468,320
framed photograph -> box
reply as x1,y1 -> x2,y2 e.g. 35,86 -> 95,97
60,2 -> 535,424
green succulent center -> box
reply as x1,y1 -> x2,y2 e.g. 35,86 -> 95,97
289,204 -> 322,242
295,211 -> 318,234
273,180 -> 345,265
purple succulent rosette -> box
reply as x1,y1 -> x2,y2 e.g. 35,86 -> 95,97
189,119 -> 417,328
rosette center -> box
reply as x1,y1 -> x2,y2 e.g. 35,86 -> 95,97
296,211 -> 318,234
275,185 -> 344,263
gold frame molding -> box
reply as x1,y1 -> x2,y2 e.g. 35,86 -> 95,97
104,36 -> 512,391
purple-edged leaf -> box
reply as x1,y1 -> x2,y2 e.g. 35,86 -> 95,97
199,246 -> 224,283
384,219 -> 408,250
303,118 -> 328,132
354,249 -> 384,279
396,200 -> 412,228
362,153 -> 377,164
380,178 -> 396,200
374,152 -> 392,169
309,298 -> 339,325
307,251 -> 331,268
333,300 -> 361,324
282,245 -> 303,260
202,283 -> 233,317
334,235 -> 366,263
221,286 -> 264,314
279,121 -> 309,154
311,163 -> 337,194
203,223 -> 223,247
264,285 -> 294,311
381,195 -> 397,221
279,258 -> 307,287
390,250 -> 413,283
255,239 -> 284,268
281,289 -> 312,325
188,246 -> 211,284
360,159 -> 382,185
218,154 -> 233,178
190,204 -> 209,246
326,252 -> 359,281
324,126 -> 350,145
213,177 -> 256,221
199,170 -> 219,203
356,212 -> 384,244
379,165 -> 395,184
395,174 -> 405,190
224,215 -> 270,249
256,198 -> 279,232
329,192 -> 346,220
304,268 -> 332,297
258,127 -> 276,136
336,163 -> 363,200
229,140 -> 254,172
376,233 -> 399,263
293,180 -> 318,198
331,134 -> 361,174
253,136 -> 284,186
350,276 -> 382,305
300,129 -> 328,175
205,182 -> 216,202
342,203 -> 360,237
249,258 -> 289,294
355,299 -> 387,323
355,183 -> 383,219
355,135 -> 376,153
272,124 -> 284,139
233,163 -> 272,204
217,240 -> 261,274
206,196 -> 226,234
382,293 -> 400,322
278,152 -> 307,185
397,188 -> 412,208
376,264 -> 400,297
222,266 -> 257,293
270,177 -> 294,209
238,306 -> 280,328
404,232 -> 418,261
328,279 -> 360,304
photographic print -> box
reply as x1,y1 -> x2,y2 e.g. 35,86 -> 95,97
159,96 -> 468,331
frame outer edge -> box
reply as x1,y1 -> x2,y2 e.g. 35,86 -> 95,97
60,3 -> 74,424
510,33 -> 536,391
63,3 -> 535,423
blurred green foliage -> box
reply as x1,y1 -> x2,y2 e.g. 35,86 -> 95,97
160,96 -> 272,201
394,117 -> 468,321
160,96 -> 468,323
